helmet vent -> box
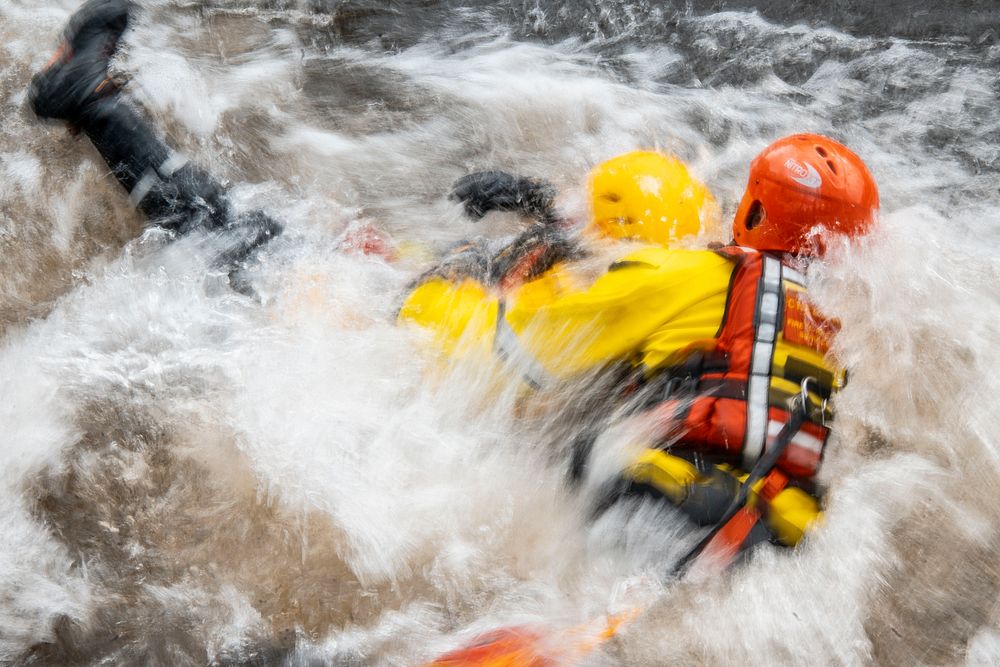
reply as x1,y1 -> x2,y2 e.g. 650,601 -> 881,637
815,146 -> 829,158
744,200 -> 765,231
826,160 -> 838,174
601,192 -> 622,203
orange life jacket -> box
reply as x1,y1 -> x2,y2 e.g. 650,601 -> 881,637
653,246 -> 840,482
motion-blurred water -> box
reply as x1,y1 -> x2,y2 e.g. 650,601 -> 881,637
1,1 -> 999,664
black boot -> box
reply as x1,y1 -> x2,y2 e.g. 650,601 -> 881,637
29,0 -> 134,123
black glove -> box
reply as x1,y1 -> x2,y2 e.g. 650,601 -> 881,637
450,170 -> 558,224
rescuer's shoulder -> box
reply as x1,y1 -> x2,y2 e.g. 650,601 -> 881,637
606,245 -> 733,274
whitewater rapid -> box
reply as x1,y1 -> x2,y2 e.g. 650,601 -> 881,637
1,1 -> 999,664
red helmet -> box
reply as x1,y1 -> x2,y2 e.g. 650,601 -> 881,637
732,134 -> 879,256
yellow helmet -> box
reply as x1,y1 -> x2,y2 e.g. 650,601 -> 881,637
587,150 -> 718,247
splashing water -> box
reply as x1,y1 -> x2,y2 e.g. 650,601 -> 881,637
1,0 -> 999,664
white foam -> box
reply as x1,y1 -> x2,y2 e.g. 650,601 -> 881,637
1,1 -> 999,663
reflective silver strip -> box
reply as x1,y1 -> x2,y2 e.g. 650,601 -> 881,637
783,266 -> 807,286
493,300 -> 552,390
751,336 -> 774,375
742,255 -> 782,469
157,152 -> 188,178
127,169 -> 158,208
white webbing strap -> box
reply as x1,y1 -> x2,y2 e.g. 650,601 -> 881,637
493,299 -> 553,390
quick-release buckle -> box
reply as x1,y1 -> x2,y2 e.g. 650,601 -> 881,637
661,375 -> 697,401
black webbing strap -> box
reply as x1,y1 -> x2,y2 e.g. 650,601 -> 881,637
669,378 -> 814,577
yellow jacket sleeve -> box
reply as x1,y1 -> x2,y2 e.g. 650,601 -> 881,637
397,277 -> 498,359
504,247 -> 735,377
